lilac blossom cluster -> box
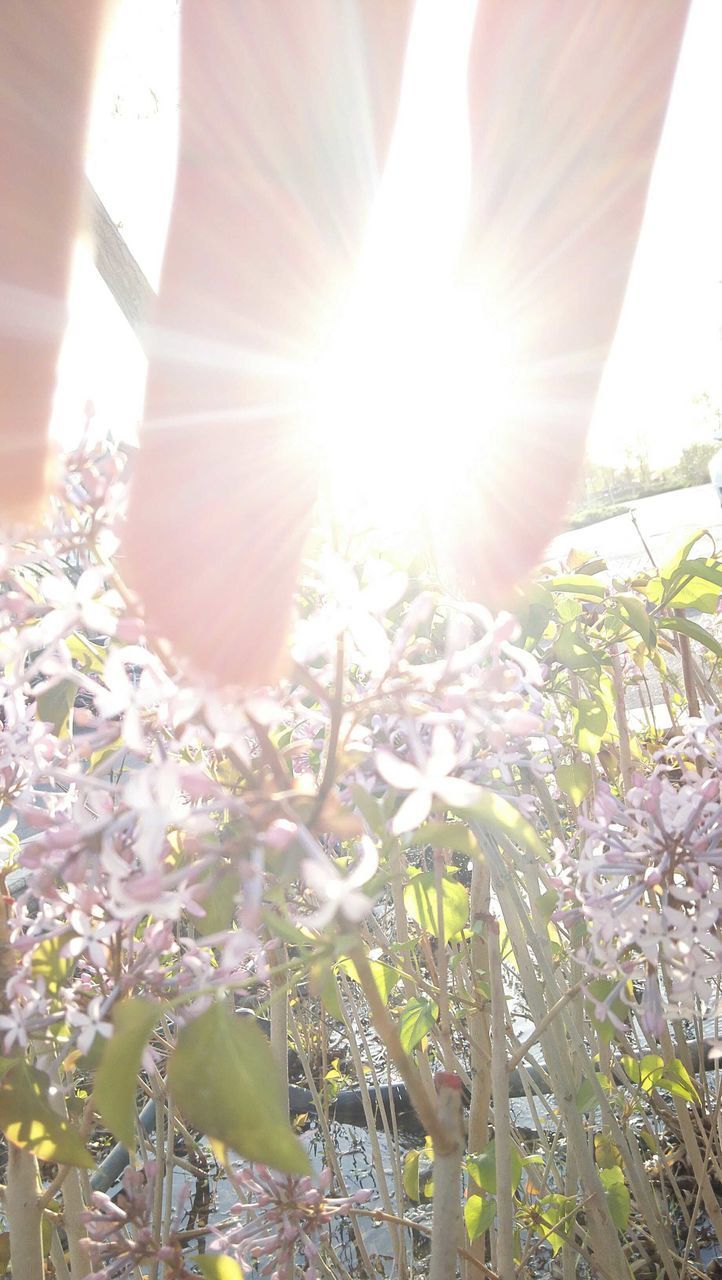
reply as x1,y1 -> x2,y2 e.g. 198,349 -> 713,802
81,1164 -> 194,1280
213,1163 -> 372,1279
561,720 -> 722,1031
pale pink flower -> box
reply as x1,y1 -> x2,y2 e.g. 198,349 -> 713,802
376,725 -> 482,834
301,837 -> 379,929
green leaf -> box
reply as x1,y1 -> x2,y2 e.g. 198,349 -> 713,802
95,1000 -> 163,1148
413,821 -> 479,857
538,1193 -> 577,1255
464,1194 -> 496,1242
556,762 -> 593,807
197,868 -> 240,935
594,1132 -> 622,1170
36,679 -> 76,737
0,1063 -> 94,1167
194,1257 -> 244,1280
467,1142 -> 522,1196
620,1053 -> 664,1094
547,575 -> 607,600
585,979 -> 631,1044
599,1166 -> 630,1232
646,553 -> 722,613
398,997 -> 439,1054
657,617 -> 722,661
575,1079 -> 600,1115
611,594 -> 656,649
66,632 -> 107,673
467,791 -> 547,860
337,956 -> 401,1006
168,1003 -> 309,1174
554,622 -> 601,672
572,699 -> 608,755
656,1058 -> 701,1105
403,873 -> 468,943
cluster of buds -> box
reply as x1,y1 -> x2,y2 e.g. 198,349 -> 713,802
81,1165 -> 193,1280
215,1164 -> 372,1279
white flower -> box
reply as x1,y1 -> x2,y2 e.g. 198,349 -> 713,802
376,726 -> 481,835
301,837 -> 379,929
67,996 -> 113,1056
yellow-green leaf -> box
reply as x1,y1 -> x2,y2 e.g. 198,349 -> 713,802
36,679 -> 76,737
0,1063 -> 94,1167
464,1194 -> 496,1242
95,1000 -> 163,1148
194,1257 -> 244,1280
398,997 -> 438,1054
599,1166 -> 630,1232
337,956 -> 401,1006
404,873 -> 468,943
556,762 -> 593,807
468,791 -> 547,860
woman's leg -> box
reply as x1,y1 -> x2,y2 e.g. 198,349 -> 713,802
0,2 -> 107,517
124,0 -> 414,686
442,1 -> 691,603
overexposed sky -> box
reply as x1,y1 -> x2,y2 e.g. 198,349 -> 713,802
55,0 -> 722,471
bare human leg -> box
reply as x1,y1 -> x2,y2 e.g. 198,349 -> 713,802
439,1 -> 691,605
0,2 -> 107,517
123,0 -> 415,687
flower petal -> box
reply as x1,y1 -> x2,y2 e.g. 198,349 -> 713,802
391,788 -> 433,836
375,749 -> 422,791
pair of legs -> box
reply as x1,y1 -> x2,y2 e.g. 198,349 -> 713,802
0,1 -> 690,684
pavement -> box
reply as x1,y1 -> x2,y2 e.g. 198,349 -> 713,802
549,483 -> 722,580
548,484 -> 722,729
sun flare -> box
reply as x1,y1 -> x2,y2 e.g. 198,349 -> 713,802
310,0 -> 515,534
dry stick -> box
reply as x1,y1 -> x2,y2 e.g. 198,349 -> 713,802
681,1076 -> 722,1279
337,972 -> 407,1279
50,1230 -> 72,1280
433,848 -> 465,1079
514,843 -> 682,1279
478,837 -> 632,1280
506,980 -> 584,1074
659,1025 -> 722,1248
488,922 -> 514,1280
147,1072 -> 166,1280
286,1004 -> 377,1280
675,611 -> 701,718
350,947 -> 445,1150
611,646 -> 633,795
429,1076 -> 466,1280
371,852 -> 437,1100
162,1091 -> 176,1249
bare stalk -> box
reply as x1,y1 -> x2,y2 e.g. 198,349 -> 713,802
268,940 -> 289,1118
611,646 -> 633,795
488,922 -> 514,1280
351,946 -> 444,1149
6,1145 -> 43,1280
429,1075 -> 465,1280
464,857 -> 492,1280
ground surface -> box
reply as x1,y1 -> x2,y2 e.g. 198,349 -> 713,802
550,483 -> 722,578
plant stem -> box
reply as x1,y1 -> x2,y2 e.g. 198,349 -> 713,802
6,1145 -> 43,1280
429,1077 -> 465,1280
488,921 -> 514,1280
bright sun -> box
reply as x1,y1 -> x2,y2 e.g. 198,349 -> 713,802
311,0 -> 515,534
